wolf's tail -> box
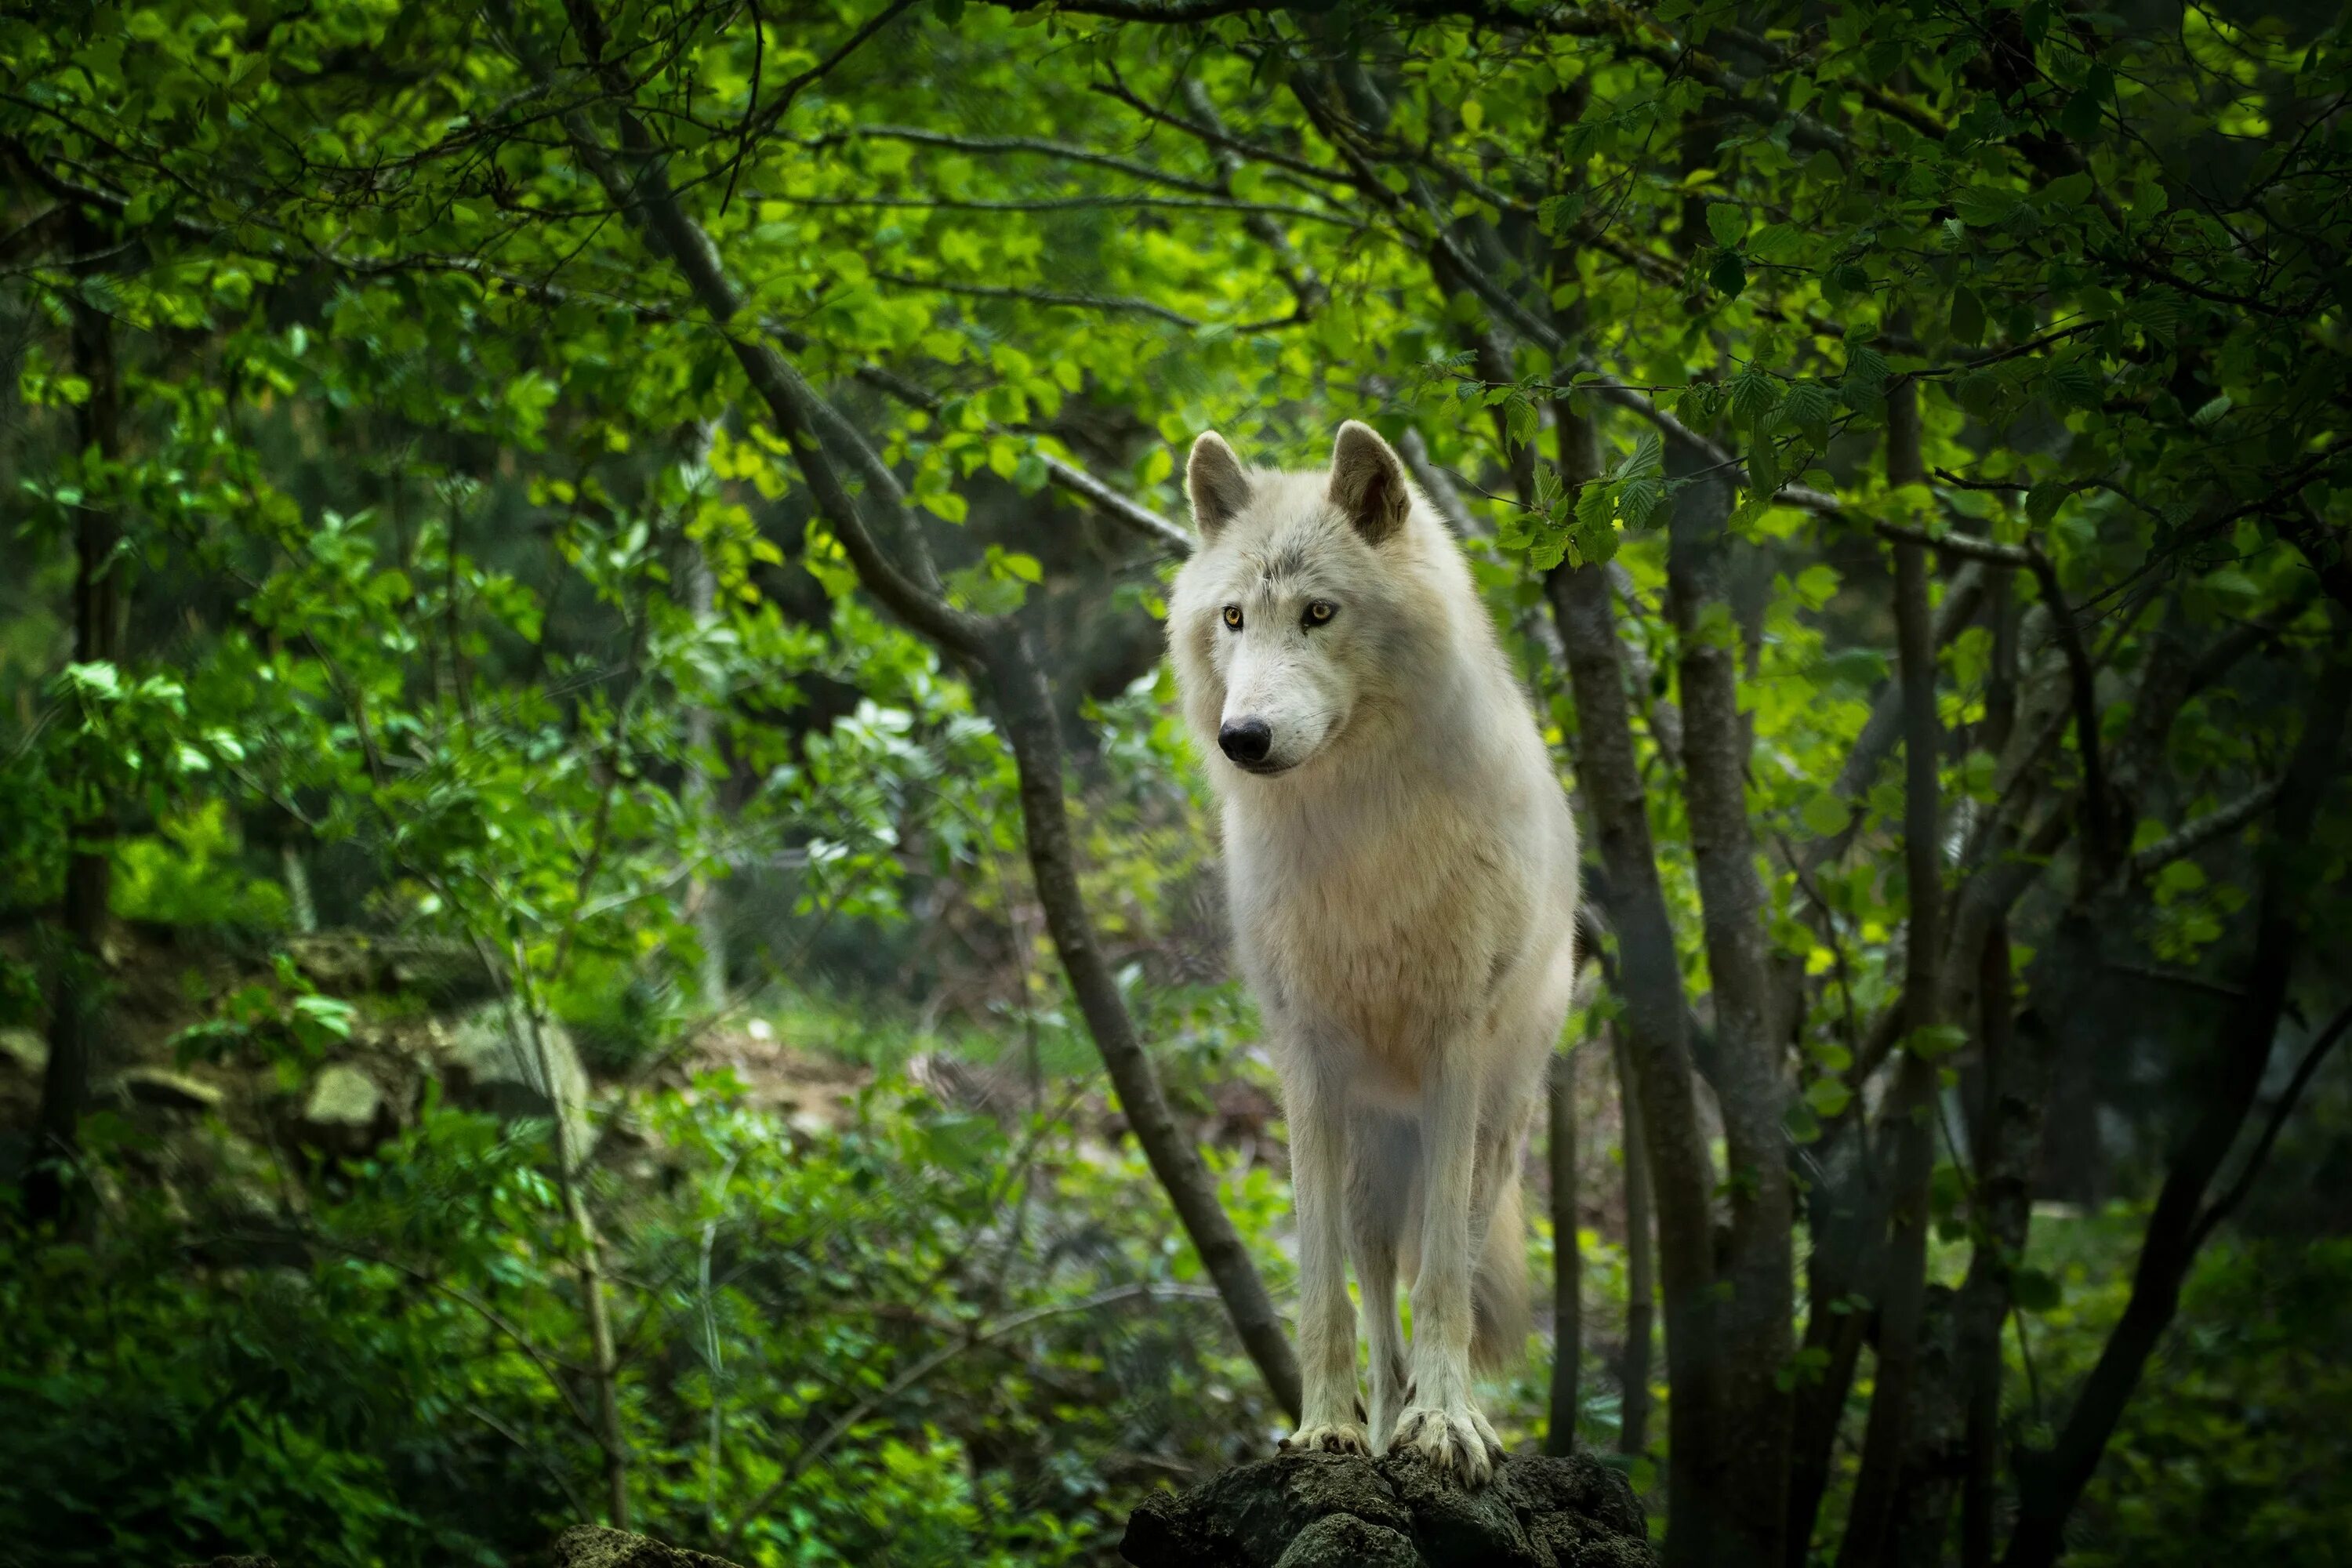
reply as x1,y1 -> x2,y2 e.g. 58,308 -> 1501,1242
1471,1174 -> 1533,1371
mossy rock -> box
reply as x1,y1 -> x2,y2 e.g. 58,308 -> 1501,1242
1120,1450 -> 1653,1568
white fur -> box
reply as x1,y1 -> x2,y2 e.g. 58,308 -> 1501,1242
1169,423 -> 1579,1483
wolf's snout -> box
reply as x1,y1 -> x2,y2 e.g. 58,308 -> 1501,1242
1218,718 -> 1273,766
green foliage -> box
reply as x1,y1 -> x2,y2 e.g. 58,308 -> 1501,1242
3,0 -> 2349,1561
0,1073 -> 1279,1566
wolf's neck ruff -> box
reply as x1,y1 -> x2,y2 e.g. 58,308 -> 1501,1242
1167,421 -> 1581,1485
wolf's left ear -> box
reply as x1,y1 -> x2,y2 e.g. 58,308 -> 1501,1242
1328,420 -> 1409,546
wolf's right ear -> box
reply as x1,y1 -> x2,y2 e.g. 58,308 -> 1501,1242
1187,431 -> 1250,540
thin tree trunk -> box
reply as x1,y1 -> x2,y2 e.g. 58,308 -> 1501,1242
985,626 -> 1303,1417
1840,375 -> 1944,1568
545,6 -> 1304,1419
1960,569 -> 2024,1568
503,947 -> 630,1530
1546,559 -> 1721,1568
1547,1041 -> 1581,1455
1664,434 -> 1793,1565
1615,1030 -> 1655,1459
681,430 -> 728,1012
2003,650 -> 2350,1568
1958,918 -> 2032,1568
1786,1120 -> 1888,1564
28,282 -> 122,1230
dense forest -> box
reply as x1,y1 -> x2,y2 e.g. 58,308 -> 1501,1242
3,0 -> 2349,1564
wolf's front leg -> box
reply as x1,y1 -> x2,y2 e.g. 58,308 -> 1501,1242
1278,1072 -> 1368,1456
1395,1058 -> 1504,1484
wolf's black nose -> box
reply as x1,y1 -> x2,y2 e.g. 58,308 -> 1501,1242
1219,719 -> 1272,765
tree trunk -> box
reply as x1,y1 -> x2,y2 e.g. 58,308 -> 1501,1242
1890,1286 -> 1968,1566
681,439 -> 729,1013
1958,918 -> 2035,1568
28,283 -> 123,1231
1547,1043 -> 1581,1455
985,626 -> 1303,1419
1615,1030 -> 1655,1460
1839,376 -> 1944,1568
1664,435 -> 1793,1564
1545,559 -> 1721,1567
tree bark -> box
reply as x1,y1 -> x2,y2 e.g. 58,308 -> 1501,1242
1838,376 -> 1945,1568
1547,1042 -> 1581,1455
1545,559 -> 1721,1567
1614,1030 -> 1655,1460
28,279 -> 123,1231
1663,435 -> 1793,1564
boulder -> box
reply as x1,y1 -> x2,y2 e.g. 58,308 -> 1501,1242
1120,1450 -> 1653,1568
296,1062 -> 392,1156
0,1025 -> 45,1075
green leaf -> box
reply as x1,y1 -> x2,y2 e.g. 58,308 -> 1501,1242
2012,1267 -> 2063,1312
1537,193 -> 1585,238
1804,1077 -> 1853,1119
1504,392 -> 1540,452
1952,184 -> 2024,227
1950,285 -> 1986,348
1706,202 -> 1747,247
1906,1023 -> 1969,1062
1801,789 -> 1850,836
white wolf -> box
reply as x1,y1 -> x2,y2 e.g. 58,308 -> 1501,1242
1167,421 -> 1580,1483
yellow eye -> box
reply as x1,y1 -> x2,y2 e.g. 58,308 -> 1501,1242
1304,601 -> 1336,626
1222,604 -> 1243,630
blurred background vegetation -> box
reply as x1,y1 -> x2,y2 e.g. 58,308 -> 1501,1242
2,1 -> 2349,1565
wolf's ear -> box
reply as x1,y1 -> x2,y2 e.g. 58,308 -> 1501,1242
1187,431 -> 1251,539
1329,420 -> 1409,545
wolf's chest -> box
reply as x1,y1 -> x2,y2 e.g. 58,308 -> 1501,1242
1229,802 -> 1515,1069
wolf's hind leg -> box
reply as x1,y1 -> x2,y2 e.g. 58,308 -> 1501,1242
1346,1111 -> 1415,1453
1278,1068 -> 1367,1456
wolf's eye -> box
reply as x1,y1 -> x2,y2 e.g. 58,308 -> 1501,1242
1303,600 -> 1337,627
1221,604 -> 1243,630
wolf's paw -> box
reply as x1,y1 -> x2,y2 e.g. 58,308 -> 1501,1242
1392,1403 -> 1504,1486
1280,1421 -> 1373,1457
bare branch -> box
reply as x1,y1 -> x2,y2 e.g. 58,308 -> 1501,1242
2128,781 -> 2283,879
812,122 -> 1225,195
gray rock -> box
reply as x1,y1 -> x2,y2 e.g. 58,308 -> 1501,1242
293,1062 -> 393,1159
551,1523 -> 744,1568
1120,1450 -> 1652,1568
0,1026 -> 45,1075
108,1066 -> 224,1113
440,1000 -> 590,1164
303,1063 -> 383,1127
1272,1513 -> 1420,1567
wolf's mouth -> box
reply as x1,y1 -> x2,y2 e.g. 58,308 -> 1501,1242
1233,757 -> 1295,777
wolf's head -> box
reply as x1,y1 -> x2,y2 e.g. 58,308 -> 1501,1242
1167,421 -> 1436,782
